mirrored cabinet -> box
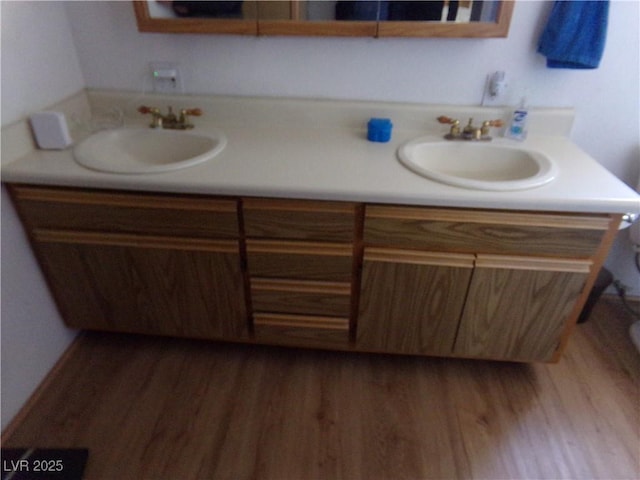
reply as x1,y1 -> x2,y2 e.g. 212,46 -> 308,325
134,0 -> 514,37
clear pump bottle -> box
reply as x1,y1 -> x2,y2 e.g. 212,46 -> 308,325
505,97 -> 528,141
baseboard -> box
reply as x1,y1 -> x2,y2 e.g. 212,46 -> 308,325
602,292 -> 640,304
1,332 -> 85,444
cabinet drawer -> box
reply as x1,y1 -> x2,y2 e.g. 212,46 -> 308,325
254,313 -> 349,348
364,205 -> 611,258
10,186 -> 239,239
251,278 -> 351,317
246,240 -> 353,281
243,198 -> 356,242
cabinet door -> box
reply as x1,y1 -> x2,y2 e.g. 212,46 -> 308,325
34,230 -> 247,340
357,248 -> 475,355
453,255 -> 591,362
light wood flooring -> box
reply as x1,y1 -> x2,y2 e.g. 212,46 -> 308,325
3,296 -> 639,479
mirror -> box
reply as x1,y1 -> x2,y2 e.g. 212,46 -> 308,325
257,1 -> 378,36
148,1 -> 258,19
135,1 -> 259,34
134,1 -> 514,37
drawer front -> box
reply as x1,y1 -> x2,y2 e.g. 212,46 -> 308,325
365,205 -> 611,258
243,198 -> 356,242
10,186 -> 239,239
254,313 -> 349,348
251,278 -> 351,317
246,240 -> 353,281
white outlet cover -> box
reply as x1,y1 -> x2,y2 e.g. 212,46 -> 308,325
150,62 -> 183,93
481,72 -> 508,106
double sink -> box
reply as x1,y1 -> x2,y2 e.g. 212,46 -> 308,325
73,124 -> 557,191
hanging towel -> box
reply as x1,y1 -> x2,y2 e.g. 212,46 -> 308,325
537,0 -> 609,69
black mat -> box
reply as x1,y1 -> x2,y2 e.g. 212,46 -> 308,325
1,449 -> 88,480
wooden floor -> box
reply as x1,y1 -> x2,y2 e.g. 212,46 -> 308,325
4,296 -> 639,480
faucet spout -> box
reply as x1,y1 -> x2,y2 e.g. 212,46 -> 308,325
437,116 -> 461,139
138,105 -> 203,130
437,116 -> 503,141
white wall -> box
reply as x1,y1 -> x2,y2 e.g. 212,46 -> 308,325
1,1 -> 85,124
65,0 -> 640,294
1,1 -> 84,430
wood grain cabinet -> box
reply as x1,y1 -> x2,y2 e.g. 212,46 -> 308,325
7,184 -> 621,363
361,205 -> 617,362
242,198 -> 358,348
9,186 -> 248,340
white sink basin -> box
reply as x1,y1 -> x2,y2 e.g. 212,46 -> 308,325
73,127 -> 226,174
398,137 -> 557,191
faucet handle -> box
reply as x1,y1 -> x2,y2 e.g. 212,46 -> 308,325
482,119 -> 504,128
177,108 -> 203,130
437,115 -> 458,124
181,108 -> 203,117
138,105 -> 159,115
138,105 -> 163,128
438,116 -> 462,139
480,119 -> 504,137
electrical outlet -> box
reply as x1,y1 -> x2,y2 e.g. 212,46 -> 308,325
481,71 -> 507,106
150,62 -> 183,93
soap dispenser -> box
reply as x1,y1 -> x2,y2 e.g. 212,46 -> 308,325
505,97 -> 529,141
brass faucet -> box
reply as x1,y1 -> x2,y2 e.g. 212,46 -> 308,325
438,116 -> 503,141
138,106 -> 203,130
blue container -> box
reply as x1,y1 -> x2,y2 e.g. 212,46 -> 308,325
367,118 -> 393,143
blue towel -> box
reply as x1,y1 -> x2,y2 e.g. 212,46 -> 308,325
537,0 -> 609,69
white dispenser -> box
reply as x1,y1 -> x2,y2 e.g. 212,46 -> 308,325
29,111 -> 72,150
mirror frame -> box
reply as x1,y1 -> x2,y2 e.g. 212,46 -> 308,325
133,1 -> 514,38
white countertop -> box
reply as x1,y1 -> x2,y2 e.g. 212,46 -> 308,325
2,91 -> 639,215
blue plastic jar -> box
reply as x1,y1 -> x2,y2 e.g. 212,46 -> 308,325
367,118 -> 393,143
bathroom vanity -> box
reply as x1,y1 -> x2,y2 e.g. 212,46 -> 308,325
3,91 -> 638,363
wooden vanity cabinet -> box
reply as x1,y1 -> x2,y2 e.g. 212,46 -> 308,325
9,185 -> 248,340
8,184 -> 620,363
242,198 -> 358,348
361,205 -> 615,362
